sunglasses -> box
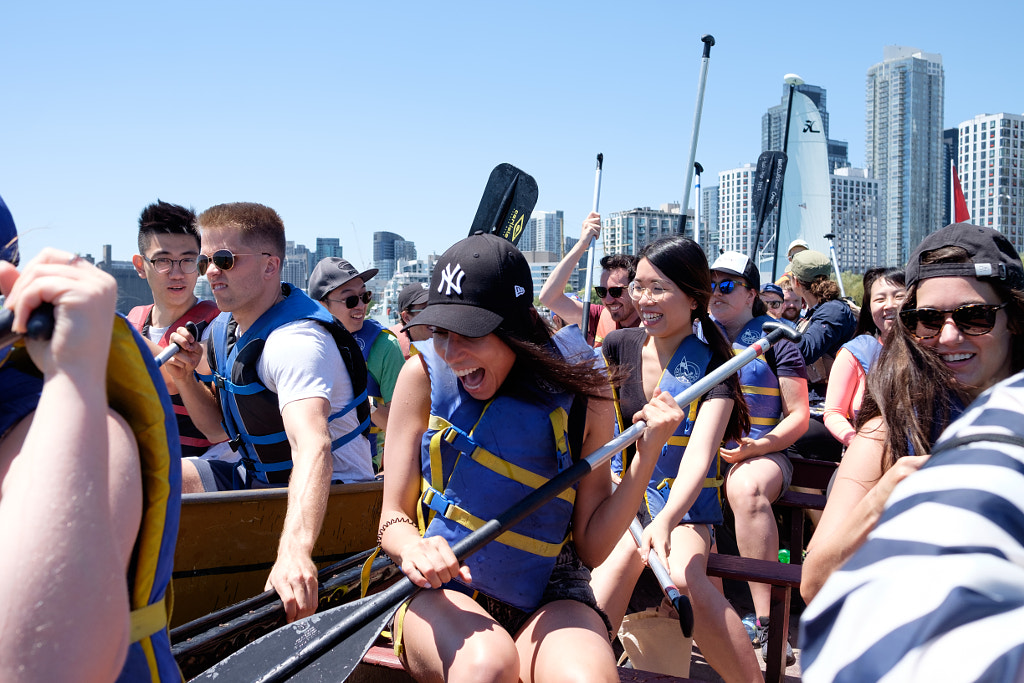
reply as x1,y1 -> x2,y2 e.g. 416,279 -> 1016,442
326,291 -> 373,309
899,303 -> 1007,340
764,300 -> 783,310
710,279 -> 750,294
197,250 -> 272,276
594,286 -> 626,299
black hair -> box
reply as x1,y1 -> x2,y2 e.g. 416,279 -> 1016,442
854,268 -> 905,338
137,200 -> 199,255
600,253 -> 638,281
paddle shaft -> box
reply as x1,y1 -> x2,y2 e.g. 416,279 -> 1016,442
680,35 -> 715,233
628,517 -> 694,638
0,302 -> 54,349
580,153 -> 603,339
256,324 -> 798,682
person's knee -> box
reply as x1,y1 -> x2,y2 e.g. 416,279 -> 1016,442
450,637 -> 518,683
180,457 -> 205,493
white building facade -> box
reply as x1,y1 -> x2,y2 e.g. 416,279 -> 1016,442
831,167 -> 881,274
601,203 -> 684,257
956,113 -> 1024,252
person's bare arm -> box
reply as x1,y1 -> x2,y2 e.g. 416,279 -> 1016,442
265,395 -> 334,623
802,417 -> 929,603
720,376 -> 809,462
166,327 -> 229,442
0,250 -> 143,682
538,212 -> 600,323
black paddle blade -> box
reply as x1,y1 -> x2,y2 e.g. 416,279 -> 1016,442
468,163 -> 539,246
673,594 -> 695,639
752,151 -> 787,229
289,604 -> 398,682
192,579 -> 414,683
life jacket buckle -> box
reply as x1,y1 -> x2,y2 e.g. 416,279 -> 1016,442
422,487 -> 452,517
227,434 -> 243,452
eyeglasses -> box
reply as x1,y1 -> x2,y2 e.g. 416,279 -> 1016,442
326,291 -> 373,309
899,303 -> 1007,340
594,286 -> 626,299
710,279 -> 750,295
145,256 -> 198,274
628,281 -> 669,302
196,250 -> 272,276
764,300 -> 783,310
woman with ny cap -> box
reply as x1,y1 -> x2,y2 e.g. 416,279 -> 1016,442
589,236 -> 763,683
802,222 -> 1024,603
376,233 -> 681,683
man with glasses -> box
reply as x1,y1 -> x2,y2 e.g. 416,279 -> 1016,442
165,203 -> 374,623
129,200 -> 222,458
539,212 -> 640,346
388,281 -> 431,360
759,282 -> 795,328
308,257 -> 405,471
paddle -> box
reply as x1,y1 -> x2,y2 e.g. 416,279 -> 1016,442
0,302 -> 55,348
628,517 -> 694,638
468,162 -> 539,245
193,321 -> 800,683
581,153 -> 603,341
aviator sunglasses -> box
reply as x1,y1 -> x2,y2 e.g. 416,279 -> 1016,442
710,279 -> 750,294
196,250 -> 272,276
326,291 -> 374,309
898,303 -> 1007,340
764,300 -> 783,310
594,286 -> 626,299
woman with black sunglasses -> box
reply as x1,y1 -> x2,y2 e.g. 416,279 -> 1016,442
802,223 -> 1024,603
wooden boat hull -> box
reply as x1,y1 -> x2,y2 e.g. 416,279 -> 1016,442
171,480 -> 383,628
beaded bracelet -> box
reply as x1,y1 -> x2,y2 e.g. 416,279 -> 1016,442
377,515 -> 416,547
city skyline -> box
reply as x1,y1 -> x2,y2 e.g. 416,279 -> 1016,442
2,3 -> 1021,271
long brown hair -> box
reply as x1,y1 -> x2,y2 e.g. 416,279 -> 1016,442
639,237 -> 750,442
860,246 -> 1024,471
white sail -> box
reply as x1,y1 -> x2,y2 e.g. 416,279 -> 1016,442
773,91 -> 831,279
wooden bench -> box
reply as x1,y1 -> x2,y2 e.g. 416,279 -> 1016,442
706,553 -> 801,683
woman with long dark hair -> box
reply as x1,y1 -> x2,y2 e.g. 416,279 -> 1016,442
802,223 -> 1024,603
822,268 -> 906,448
590,236 -> 762,682
378,233 -> 681,683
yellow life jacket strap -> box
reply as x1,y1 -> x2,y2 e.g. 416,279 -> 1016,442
667,435 -> 690,448
128,595 -> 168,644
360,546 -> 384,598
750,416 -> 782,426
741,384 -> 781,396
656,475 -> 725,491
420,488 -> 566,557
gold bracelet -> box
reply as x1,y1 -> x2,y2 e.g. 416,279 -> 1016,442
377,516 -> 416,547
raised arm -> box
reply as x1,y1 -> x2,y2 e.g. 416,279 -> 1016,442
539,212 -> 600,323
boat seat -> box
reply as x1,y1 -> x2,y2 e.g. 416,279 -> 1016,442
706,553 -> 801,683
774,458 -> 836,565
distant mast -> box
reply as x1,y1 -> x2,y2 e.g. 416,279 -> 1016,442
772,74 -> 832,280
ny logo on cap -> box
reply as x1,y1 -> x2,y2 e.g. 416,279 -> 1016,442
438,263 -> 465,296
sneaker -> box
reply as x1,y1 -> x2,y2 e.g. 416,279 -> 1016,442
756,616 -> 796,667
741,613 -> 759,646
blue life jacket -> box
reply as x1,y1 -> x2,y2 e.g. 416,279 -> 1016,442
1,317 -> 184,682
732,316 -> 782,441
614,334 -> 723,525
413,326 -> 590,611
842,334 -> 882,375
199,284 -> 371,485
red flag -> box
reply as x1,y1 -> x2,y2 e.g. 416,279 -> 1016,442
952,162 -> 970,223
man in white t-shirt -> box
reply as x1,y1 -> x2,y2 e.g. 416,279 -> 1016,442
165,202 -> 373,623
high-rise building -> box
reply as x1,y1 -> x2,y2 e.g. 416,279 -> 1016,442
602,204 -> 684,256
716,166 -> 763,259
522,210 -> 564,254
831,167 -> 881,274
956,113 -> 1024,251
762,82 -> 850,172
379,254 -> 439,324
373,231 -> 417,282
282,241 -> 312,289
700,185 -> 720,257
866,46 -> 945,267
315,237 -> 344,263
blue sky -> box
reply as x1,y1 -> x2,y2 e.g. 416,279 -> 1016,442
2,1 -> 1020,269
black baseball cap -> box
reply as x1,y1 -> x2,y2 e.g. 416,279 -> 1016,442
906,222 -> 1024,291
0,193 -> 18,266
308,257 -> 378,301
710,251 -> 760,290
397,282 -> 429,312
406,233 -> 533,338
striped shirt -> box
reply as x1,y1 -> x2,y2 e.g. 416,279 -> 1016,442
800,370 -> 1024,683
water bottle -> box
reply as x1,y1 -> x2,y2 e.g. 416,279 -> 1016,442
778,549 -> 790,564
